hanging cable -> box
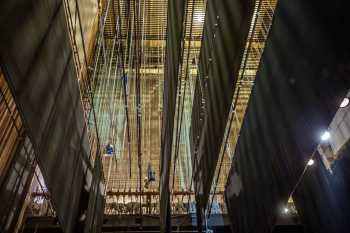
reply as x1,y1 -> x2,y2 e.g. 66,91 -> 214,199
169,0 -> 190,197
116,0 -> 133,178
133,0 -> 143,216
172,0 -> 196,191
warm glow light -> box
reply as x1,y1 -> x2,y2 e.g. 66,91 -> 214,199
307,159 -> 315,166
340,97 -> 349,108
283,207 -> 289,214
321,131 -> 331,141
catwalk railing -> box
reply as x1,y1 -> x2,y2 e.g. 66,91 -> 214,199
103,191 -> 227,216
63,0 -> 101,167
0,68 -> 37,233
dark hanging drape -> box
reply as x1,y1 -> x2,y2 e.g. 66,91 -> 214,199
293,148 -> 350,233
190,0 -> 256,217
84,156 -> 105,233
160,0 -> 186,232
225,0 -> 350,232
0,1 -> 96,232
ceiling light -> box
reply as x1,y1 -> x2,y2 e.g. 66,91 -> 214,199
321,131 -> 331,141
307,159 -> 315,166
340,97 -> 349,108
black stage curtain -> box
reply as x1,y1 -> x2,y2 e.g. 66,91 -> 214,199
225,0 -> 350,232
0,1 -> 93,232
293,148 -> 350,233
190,0 -> 256,214
160,0 -> 186,232
84,156 -> 105,233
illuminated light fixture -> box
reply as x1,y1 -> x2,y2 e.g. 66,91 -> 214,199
283,207 -> 289,214
307,159 -> 315,166
340,97 -> 349,108
321,131 -> 331,141
193,11 -> 205,23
